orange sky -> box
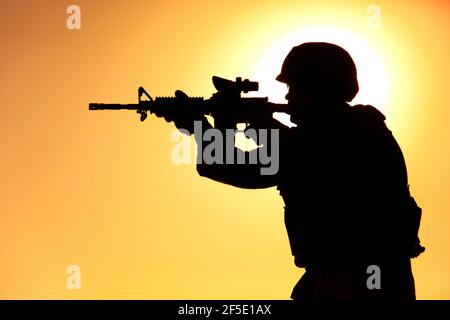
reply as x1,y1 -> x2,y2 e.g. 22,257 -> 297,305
1,0 -> 450,299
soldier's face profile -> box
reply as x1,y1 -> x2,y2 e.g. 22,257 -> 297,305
285,84 -> 313,106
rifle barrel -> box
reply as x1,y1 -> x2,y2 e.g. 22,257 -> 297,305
89,103 -> 142,110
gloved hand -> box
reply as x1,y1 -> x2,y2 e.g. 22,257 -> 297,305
294,255 -> 307,268
160,90 -> 211,136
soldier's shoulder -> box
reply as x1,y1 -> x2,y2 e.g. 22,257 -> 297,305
348,104 -> 393,139
349,104 -> 386,122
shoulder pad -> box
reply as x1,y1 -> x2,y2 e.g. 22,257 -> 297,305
350,104 -> 386,122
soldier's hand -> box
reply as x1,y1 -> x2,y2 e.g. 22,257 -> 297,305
294,255 -> 306,268
247,113 -> 285,130
166,90 -> 211,136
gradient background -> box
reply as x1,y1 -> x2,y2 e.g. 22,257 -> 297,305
1,0 -> 449,299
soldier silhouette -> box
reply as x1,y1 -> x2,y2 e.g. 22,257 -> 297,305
166,42 -> 424,300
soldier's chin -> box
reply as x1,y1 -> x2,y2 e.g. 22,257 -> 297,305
287,95 -> 313,106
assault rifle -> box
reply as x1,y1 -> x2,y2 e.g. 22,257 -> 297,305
89,76 -> 291,128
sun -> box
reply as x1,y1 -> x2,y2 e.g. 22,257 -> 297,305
250,27 -> 389,126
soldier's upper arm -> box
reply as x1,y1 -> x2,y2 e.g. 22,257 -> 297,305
197,148 -> 279,189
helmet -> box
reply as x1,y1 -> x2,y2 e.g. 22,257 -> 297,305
276,42 -> 359,102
